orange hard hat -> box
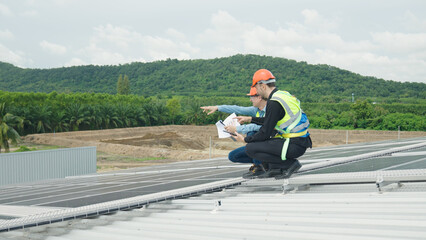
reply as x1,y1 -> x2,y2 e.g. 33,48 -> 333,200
246,87 -> 258,96
252,69 -> 275,87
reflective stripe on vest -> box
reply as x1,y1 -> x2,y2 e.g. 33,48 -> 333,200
271,91 -> 303,135
270,90 -> 307,161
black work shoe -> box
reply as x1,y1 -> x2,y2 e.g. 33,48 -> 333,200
242,164 -> 266,179
275,160 -> 302,179
255,168 -> 283,179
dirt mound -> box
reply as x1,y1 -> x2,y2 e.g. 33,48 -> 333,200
101,131 -> 206,150
141,132 -> 179,139
24,125 -> 245,162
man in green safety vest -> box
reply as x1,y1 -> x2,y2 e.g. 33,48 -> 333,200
234,69 -> 312,179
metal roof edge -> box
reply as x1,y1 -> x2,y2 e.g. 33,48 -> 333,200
299,141 -> 426,173
0,177 -> 245,232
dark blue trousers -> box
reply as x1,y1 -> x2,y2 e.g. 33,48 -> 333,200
228,131 -> 261,166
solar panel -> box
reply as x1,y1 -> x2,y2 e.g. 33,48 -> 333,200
0,136 -> 425,232
0,158 -> 246,208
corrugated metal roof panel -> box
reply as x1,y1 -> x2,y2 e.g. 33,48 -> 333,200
1,137 -> 426,239
3,173 -> 426,240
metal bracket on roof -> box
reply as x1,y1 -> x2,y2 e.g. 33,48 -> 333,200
211,200 -> 222,214
375,175 -> 402,194
281,179 -> 310,194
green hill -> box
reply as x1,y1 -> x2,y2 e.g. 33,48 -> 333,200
1,54 -> 424,101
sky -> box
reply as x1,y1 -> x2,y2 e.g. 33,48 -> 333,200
0,0 -> 425,83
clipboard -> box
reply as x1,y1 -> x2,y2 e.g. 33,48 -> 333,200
215,113 -> 240,140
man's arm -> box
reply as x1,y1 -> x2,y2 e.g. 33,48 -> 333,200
236,123 -> 261,134
225,123 -> 261,134
217,105 -> 259,117
201,105 -> 258,116
244,101 -> 285,142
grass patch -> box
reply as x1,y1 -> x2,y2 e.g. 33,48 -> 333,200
11,144 -> 65,153
12,143 -> 66,152
35,145 -> 64,150
14,145 -> 36,152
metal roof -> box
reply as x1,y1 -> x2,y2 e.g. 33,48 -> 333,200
1,137 -> 426,239
3,170 -> 426,240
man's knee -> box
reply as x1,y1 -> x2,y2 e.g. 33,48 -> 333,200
228,150 -> 237,162
228,147 -> 245,162
245,143 -> 256,158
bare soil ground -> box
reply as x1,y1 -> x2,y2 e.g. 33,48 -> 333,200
23,125 -> 426,172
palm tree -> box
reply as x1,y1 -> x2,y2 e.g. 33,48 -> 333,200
65,103 -> 90,131
136,107 -> 149,126
51,110 -> 69,133
86,105 -> 103,130
27,105 -> 53,133
98,104 -> 122,129
116,104 -> 137,128
0,103 -> 24,153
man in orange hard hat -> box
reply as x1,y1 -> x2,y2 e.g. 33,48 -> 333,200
234,69 -> 312,179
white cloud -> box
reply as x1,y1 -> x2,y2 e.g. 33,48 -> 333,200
91,24 -> 143,49
141,35 -> 198,60
6,3 -> 422,83
80,44 -> 127,65
371,31 -> 426,54
166,28 -> 186,41
311,49 -> 426,83
199,11 -> 250,46
40,40 -> 67,55
0,44 -> 30,67
0,3 -> 13,16
199,10 -> 364,60
194,10 -> 426,83
301,9 -> 338,32
65,57 -> 87,67
0,29 -> 14,40
75,24 -> 199,65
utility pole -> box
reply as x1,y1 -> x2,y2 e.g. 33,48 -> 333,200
352,93 -> 355,103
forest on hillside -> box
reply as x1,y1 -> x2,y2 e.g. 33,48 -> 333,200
0,55 -> 424,139
0,54 -> 425,102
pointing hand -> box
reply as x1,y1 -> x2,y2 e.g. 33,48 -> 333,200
200,106 -> 218,115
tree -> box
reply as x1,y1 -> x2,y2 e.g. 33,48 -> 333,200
117,74 -> 130,95
351,100 -> 375,128
166,97 -> 181,124
0,103 -> 23,153
65,103 -> 90,131
51,110 -> 69,133
28,105 -> 53,133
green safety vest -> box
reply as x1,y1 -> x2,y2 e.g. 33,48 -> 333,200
270,90 -> 308,160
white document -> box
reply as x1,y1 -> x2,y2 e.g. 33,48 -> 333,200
215,113 -> 240,139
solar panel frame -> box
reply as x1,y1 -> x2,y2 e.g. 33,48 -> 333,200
0,137 -> 425,232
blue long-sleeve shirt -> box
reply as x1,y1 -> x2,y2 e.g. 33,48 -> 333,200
217,105 -> 266,134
